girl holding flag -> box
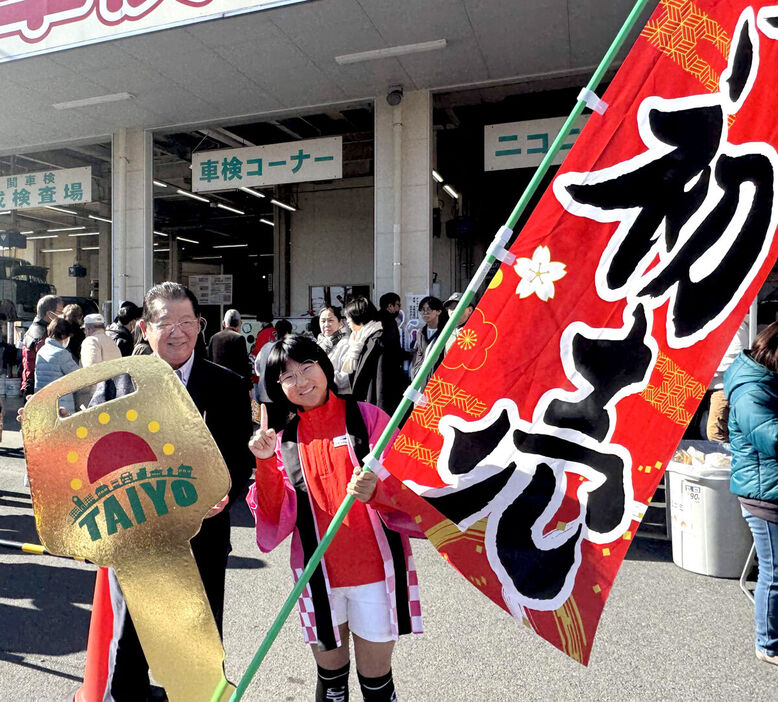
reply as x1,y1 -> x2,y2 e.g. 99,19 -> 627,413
247,334 -> 422,701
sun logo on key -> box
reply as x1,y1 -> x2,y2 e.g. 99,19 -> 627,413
64,410 -> 195,541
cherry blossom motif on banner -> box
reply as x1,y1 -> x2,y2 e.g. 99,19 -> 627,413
381,0 -> 778,664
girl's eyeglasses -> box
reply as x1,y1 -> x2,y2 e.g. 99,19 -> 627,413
278,361 -> 319,388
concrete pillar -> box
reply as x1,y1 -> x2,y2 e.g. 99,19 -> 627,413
374,89 -> 433,300
112,127 -> 153,314
97,197 -> 112,317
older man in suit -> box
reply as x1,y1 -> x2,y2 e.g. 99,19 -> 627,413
208,308 -> 252,390
97,281 -> 254,702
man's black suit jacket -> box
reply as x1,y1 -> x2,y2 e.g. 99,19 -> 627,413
92,357 -> 254,558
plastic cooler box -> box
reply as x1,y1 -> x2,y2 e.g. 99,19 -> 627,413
666,441 -> 752,578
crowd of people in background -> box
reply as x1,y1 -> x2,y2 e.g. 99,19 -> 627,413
13,288 -> 472,423
201,289 -> 472,431
17,296 -> 149,409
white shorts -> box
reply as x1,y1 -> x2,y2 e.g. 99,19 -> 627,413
330,581 -> 394,643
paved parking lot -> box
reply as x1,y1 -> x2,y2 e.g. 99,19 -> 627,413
0,395 -> 774,701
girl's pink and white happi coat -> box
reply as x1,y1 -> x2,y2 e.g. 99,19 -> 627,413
247,400 -> 423,649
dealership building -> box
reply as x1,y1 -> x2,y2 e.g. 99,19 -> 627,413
0,0 -> 662,333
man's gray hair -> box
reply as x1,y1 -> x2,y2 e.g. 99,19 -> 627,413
142,282 -> 199,322
37,294 -> 62,319
224,309 -> 241,328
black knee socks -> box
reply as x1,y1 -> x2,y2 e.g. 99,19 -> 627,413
357,669 -> 396,702
315,663 -> 397,701
316,662 -> 350,702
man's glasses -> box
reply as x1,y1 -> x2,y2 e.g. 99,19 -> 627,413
278,361 -> 318,388
148,318 -> 200,334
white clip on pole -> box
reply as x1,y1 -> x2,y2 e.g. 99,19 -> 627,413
577,88 -> 609,115
486,225 -> 516,265
403,386 -> 429,407
363,454 -> 390,480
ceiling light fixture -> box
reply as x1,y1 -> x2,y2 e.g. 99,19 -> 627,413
216,203 -> 245,215
153,231 -> 167,237
153,180 -> 168,188
53,92 -> 134,110
81,246 -> 100,251
40,247 -> 74,253
177,237 -> 200,244
432,170 -> 444,183
155,248 -> 170,253
0,210 -> 10,215
240,187 -> 266,199
67,232 -> 100,237
260,219 -> 274,227
49,226 -> 85,232
46,205 -> 77,215
270,198 -> 296,212
89,215 -> 112,224
335,38 -> 447,65
213,243 -> 249,249
26,235 -> 59,240
19,230 -> 33,235
191,255 -> 222,260
443,184 -> 460,199
177,189 -> 209,203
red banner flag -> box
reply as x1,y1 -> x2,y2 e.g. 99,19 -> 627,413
382,0 -> 778,664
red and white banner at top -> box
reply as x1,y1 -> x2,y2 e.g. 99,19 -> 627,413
380,0 -> 778,665
0,0 -> 308,63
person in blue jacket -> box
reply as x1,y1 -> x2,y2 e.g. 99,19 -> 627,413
34,317 -> 79,414
724,321 -> 778,666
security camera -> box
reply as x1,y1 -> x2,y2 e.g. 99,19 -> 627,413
386,86 -> 403,106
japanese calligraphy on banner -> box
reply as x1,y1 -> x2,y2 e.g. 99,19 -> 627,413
192,137 -> 342,192
484,116 -> 590,171
0,167 -> 91,211
188,275 -> 232,305
381,0 -> 778,665
0,0 -> 308,64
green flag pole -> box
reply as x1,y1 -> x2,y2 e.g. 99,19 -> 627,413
216,2 -> 651,699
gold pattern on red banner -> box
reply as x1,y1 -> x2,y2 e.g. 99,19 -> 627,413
640,352 -> 706,425
410,378 -> 488,433
641,0 -> 731,91
393,434 -> 440,469
553,597 -> 587,664
425,517 -> 487,552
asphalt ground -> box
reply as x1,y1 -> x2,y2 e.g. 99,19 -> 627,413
0,393 -> 775,701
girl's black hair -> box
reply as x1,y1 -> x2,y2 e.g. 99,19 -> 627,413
343,296 -> 378,326
265,334 -> 338,412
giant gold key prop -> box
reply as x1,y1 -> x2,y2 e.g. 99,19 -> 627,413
22,356 -> 235,702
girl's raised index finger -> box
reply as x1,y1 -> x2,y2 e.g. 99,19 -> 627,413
260,403 -> 268,432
